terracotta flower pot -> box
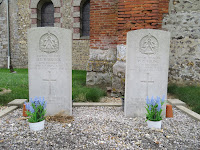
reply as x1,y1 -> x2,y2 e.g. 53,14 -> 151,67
166,104 -> 173,118
23,104 -> 28,117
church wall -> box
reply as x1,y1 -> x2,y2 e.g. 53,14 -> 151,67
111,0 -> 169,96
12,0 -> 31,68
71,0 -> 90,70
163,0 -> 200,84
73,40 -> 90,70
118,0 -> 169,44
0,0 -> 8,68
0,0 -> 89,70
86,0 -> 118,86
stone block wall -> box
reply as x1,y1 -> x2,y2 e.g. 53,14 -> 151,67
0,1 -> 8,68
112,45 -> 126,96
163,0 -> 200,84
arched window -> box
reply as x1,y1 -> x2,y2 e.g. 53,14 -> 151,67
81,0 -> 90,37
41,2 -> 54,27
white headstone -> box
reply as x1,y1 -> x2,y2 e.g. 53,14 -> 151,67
125,29 -> 170,117
28,27 -> 72,116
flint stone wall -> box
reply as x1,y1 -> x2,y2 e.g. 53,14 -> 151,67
163,0 -> 200,84
73,40 -> 89,70
0,1 -> 8,68
0,0 -> 89,70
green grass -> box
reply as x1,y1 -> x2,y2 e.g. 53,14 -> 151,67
72,70 -> 106,102
0,69 -> 106,106
0,68 -> 29,105
168,84 -> 200,114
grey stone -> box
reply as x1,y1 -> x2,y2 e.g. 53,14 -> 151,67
176,105 -> 200,121
7,99 -> 27,108
54,13 -> 61,18
73,33 -> 80,39
0,106 -> 18,118
125,29 -> 170,117
167,99 -> 187,107
73,0 -> 81,6
73,22 -> 80,28
86,72 -> 112,86
117,44 -> 126,61
111,75 -> 125,96
30,0 -> 61,8
89,49 -> 117,61
87,61 -> 114,72
28,27 -> 72,116
73,12 -> 80,18
113,61 -> 126,77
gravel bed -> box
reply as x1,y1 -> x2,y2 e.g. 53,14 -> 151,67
0,106 -> 8,111
0,107 -> 200,149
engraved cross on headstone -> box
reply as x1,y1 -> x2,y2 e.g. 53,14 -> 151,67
141,73 -> 154,97
43,71 -> 56,95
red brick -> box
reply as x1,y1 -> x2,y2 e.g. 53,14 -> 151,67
31,18 -> 37,24
31,8 -> 37,14
54,7 -> 60,13
74,17 -> 80,23
73,6 -> 80,12
54,18 -> 60,23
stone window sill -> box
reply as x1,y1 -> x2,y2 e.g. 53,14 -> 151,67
80,36 -> 90,40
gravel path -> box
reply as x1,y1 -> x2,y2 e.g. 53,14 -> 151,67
0,107 -> 200,149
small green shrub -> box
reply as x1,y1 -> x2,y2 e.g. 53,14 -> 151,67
0,69 -> 107,104
86,88 -> 106,102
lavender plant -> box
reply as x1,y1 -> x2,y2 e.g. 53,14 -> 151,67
25,97 -> 46,123
145,96 -> 165,121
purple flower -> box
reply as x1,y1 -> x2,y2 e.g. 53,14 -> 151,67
150,96 -> 155,106
157,101 -> 162,111
161,95 -> 165,103
146,96 -> 150,105
30,98 -> 34,104
156,96 -> 160,104
40,97 -> 46,108
25,102 -> 34,113
148,105 -> 152,111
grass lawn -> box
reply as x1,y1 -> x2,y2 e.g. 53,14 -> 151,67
0,69 -> 106,106
0,69 -> 28,105
168,84 -> 200,114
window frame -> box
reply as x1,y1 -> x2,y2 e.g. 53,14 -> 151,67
80,0 -> 90,39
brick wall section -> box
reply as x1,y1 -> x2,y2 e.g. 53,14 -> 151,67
90,0 -> 118,50
118,0 -> 169,44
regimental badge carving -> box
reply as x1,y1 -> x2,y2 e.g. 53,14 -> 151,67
39,31 -> 59,53
139,33 -> 159,55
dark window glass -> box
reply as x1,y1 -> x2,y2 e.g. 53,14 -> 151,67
82,1 -> 90,36
41,2 -> 54,27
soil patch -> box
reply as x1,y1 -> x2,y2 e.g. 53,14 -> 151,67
0,88 -> 11,95
46,111 -> 74,123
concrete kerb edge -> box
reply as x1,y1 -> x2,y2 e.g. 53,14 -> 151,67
73,102 -> 122,107
0,106 -> 18,118
167,99 -> 200,121
1,99 -> 200,121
